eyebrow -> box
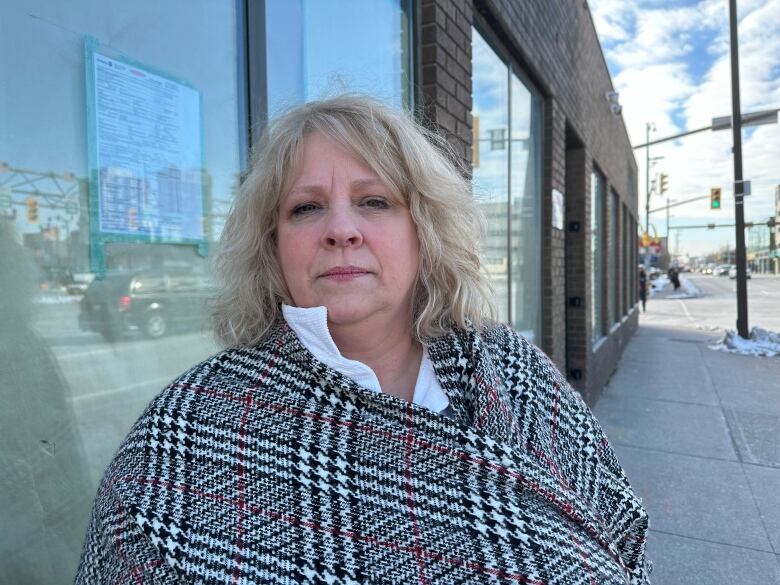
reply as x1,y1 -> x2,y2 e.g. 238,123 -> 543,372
287,178 -> 387,196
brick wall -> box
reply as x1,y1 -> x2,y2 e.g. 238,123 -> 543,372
419,0 -> 474,165
564,143 -> 589,392
542,99 -> 567,369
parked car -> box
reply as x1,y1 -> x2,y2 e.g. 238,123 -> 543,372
78,269 -> 213,341
716,264 -> 732,276
728,266 -> 751,280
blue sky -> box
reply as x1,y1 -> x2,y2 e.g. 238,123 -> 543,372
589,0 -> 780,257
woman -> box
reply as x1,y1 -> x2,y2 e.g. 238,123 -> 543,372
77,95 -> 649,584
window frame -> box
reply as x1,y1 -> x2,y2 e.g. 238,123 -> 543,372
472,20 -> 545,340
244,0 -> 415,154
591,165 -> 606,345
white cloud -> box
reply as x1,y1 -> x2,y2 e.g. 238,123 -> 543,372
588,0 -> 634,42
589,0 -> 780,256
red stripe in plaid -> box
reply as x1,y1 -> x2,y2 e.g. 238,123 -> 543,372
110,489 -> 142,585
174,382 -> 620,566
231,333 -> 285,583
568,528 -> 596,585
403,404 -> 429,585
116,560 -> 163,585
116,475 -> 544,583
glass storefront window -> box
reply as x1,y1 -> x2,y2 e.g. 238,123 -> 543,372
609,190 -> 618,324
472,28 -> 543,340
591,168 -> 605,343
509,73 -> 542,343
623,204 -> 630,316
265,0 -> 413,117
472,29 -> 510,323
1,2 -> 241,581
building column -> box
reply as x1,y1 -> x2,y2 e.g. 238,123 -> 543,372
542,98 -> 567,369
564,136 -> 590,396
419,0 -> 473,168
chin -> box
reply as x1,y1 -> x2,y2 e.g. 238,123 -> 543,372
324,302 -> 377,326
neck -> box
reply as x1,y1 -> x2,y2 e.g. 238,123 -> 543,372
330,318 -> 422,403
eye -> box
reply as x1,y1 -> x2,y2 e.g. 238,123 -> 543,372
291,202 -> 320,216
362,197 -> 390,210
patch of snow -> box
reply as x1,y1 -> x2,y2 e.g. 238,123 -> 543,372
649,275 -> 669,297
709,327 -> 780,357
668,276 -> 700,299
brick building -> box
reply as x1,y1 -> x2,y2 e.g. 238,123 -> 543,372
417,0 -> 639,403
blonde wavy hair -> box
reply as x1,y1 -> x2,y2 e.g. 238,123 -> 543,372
212,94 -> 495,346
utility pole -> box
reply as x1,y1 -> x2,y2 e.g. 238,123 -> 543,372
729,0 -> 749,339
644,122 -> 654,238
642,122 -> 657,269
666,197 -> 671,261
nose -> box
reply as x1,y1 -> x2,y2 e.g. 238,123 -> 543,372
322,205 -> 363,248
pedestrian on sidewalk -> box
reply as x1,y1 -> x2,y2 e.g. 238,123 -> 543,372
639,264 -> 648,311
668,265 -> 681,290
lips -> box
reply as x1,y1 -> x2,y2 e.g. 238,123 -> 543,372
320,266 -> 371,279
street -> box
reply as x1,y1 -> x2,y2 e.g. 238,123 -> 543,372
32,300 -> 219,486
646,273 -> 780,332
595,273 -> 780,584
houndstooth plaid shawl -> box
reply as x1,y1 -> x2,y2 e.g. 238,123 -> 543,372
76,322 -> 650,584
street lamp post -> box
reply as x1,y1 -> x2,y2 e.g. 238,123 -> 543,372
644,122 -> 655,238
729,0 -> 749,339
643,122 -> 656,268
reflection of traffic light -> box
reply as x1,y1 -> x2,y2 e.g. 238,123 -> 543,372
26,197 -> 39,223
660,173 -> 669,194
710,187 -> 722,210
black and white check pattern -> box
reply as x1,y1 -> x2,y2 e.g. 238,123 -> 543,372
76,322 -> 650,584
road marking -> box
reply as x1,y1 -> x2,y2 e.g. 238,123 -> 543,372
55,347 -> 121,360
678,300 -> 694,322
69,375 -> 174,402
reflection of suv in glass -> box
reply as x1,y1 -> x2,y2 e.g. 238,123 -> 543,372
78,269 -> 213,341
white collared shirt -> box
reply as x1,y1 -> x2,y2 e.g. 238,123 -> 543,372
282,304 -> 451,417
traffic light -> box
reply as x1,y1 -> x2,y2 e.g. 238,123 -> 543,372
26,197 -> 39,223
710,187 -> 722,210
660,173 -> 669,194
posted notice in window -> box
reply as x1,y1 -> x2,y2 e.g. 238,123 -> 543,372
90,51 -> 203,240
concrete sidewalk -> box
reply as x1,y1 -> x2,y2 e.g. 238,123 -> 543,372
593,288 -> 780,583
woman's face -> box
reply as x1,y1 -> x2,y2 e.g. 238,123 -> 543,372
276,131 -> 420,329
